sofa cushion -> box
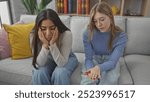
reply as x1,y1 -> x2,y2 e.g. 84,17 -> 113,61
3,23 -> 34,59
124,55 -> 150,84
0,21 -> 24,59
118,57 -> 133,85
71,16 -> 90,53
71,53 -> 85,84
125,17 -> 150,55
20,15 -> 36,23
114,16 -> 126,32
59,15 -> 70,29
0,55 -> 82,85
0,28 -> 11,59
20,15 -> 70,28
0,57 -> 33,84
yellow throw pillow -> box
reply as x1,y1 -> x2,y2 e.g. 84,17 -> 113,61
3,23 -> 34,59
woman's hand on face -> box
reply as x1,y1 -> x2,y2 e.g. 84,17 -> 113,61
50,27 -> 59,45
84,65 -> 101,80
38,29 -> 49,49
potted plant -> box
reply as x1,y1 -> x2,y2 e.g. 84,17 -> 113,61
21,0 -> 52,14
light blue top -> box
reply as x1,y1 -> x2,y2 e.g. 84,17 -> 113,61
83,28 -> 127,72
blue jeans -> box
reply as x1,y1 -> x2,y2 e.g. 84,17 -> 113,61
32,53 -> 78,85
80,55 -> 120,85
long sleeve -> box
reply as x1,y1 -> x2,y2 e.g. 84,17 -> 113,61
99,32 -> 127,71
83,29 -> 95,69
49,31 -> 72,67
83,28 -> 127,71
30,31 -> 49,67
36,46 -> 49,67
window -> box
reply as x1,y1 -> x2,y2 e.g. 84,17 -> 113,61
0,0 -> 12,28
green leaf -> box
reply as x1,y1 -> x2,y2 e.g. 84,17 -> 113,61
21,0 -> 52,14
37,0 -> 52,13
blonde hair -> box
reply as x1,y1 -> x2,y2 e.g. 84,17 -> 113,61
88,2 -> 122,50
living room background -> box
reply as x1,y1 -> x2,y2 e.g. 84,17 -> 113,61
1,0 -> 150,85
0,0 -> 55,23
1,0 -> 150,23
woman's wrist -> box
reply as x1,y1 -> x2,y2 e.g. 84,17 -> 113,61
42,43 -> 49,50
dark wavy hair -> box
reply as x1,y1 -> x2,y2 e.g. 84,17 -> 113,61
32,9 -> 69,68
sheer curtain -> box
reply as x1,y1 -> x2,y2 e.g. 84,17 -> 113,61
0,0 -> 11,26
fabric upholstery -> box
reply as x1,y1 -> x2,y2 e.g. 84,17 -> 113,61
0,21 -> 24,59
71,53 -> 85,84
0,57 -> 33,84
20,15 -> 70,28
70,16 -> 89,53
125,18 -> 150,55
114,16 -> 126,32
3,23 -> 34,59
124,55 -> 150,84
118,57 -> 133,85
0,28 -> 11,59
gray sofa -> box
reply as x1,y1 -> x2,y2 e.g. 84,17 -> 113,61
0,15 -> 150,85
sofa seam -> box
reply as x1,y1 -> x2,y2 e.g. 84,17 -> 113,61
123,56 -> 135,85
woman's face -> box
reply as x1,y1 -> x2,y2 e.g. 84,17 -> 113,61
93,12 -> 111,32
39,19 -> 56,41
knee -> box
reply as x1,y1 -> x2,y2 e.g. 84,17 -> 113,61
52,68 -> 70,78
51,68 -> 71,85
32,67 -> 49,78
32,67 -> 51,85
105,71 -> 120,85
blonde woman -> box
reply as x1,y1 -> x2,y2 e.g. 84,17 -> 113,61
81,2 -> 127,85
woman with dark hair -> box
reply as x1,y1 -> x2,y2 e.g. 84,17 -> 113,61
31,9 -> 78,85
81,2 -> 127,85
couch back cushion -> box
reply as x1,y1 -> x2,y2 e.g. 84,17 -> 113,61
0,28 -> 11,59
125,17 -> 150,55
20,15 -> 70,28
0,21 -> 24,59
71,16 -> 90,53
71,16 -> 125,53
20,15 -> 36,23
114,16 -> 126,32
3,23 -> 34,59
